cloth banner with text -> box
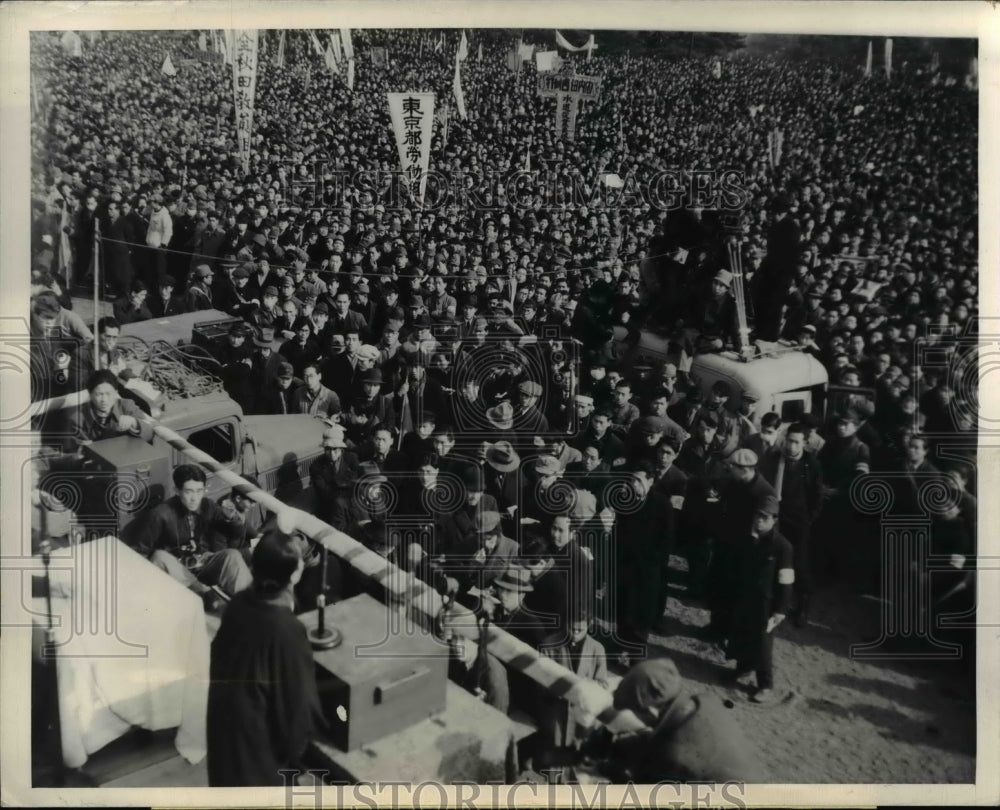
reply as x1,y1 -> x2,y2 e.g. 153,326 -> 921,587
538,73 -> 602,141
232,30 -> 259,176
388,93 -> 435,207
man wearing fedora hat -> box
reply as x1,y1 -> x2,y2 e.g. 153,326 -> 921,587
451,509 -> 520,604
727,495 -> 794,704
483,440 -> 523,526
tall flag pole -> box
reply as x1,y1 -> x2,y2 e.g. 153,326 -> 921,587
232,30 -> 259,177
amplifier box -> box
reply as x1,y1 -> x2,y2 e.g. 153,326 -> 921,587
300,593 -> 448,752
78,435 -> 170,528
191,316 -> 244,356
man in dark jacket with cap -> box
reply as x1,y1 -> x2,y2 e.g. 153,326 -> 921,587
606,658 -> 766,782
727,495 -> 794,704
706,448 -> 776,642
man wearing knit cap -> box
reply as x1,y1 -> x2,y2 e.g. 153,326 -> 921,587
608,658 -> 765,782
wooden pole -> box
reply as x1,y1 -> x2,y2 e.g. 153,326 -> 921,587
92,219 -> 102,364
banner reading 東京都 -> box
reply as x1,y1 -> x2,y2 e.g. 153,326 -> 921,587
388,92 -> 434,206
232,30 -> 259,175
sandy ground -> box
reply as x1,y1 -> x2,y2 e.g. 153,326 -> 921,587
596,560 -> 976,784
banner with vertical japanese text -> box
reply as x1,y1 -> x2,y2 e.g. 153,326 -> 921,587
387,92 -> 434,207
232,29 -> 259,176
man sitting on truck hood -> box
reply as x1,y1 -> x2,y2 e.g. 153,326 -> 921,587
64,369 -> 154,453
127,463 -> 252,606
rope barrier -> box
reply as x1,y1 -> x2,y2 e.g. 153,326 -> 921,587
93,232 -> 676,283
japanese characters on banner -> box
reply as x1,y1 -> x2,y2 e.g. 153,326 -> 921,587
387,93 -> 435,207
232,30 -> 259,176
538,73 -> 602,140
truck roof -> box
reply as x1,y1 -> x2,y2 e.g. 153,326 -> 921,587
692,349 -> 829,402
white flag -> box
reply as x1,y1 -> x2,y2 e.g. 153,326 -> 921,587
61,31 -> 83,57
478,42 -> 483,61
536,50 -> 560,72
435,33 -> 443,53
161,53 -> 178,76
221,30 -> 234,66
555,30 -> 596,55
453,50 -> 467,119
347,58 -> 355,91
864,41 -> 873,77
388,92 -> 435,206
340,29 -> 355,60
276,30 -> 286,67
309,30 -> 324,56
198,31 -> 207,52
458,30 -> 468,61
324,42 -> 336,71
518,41 -> 535,62
330,31 -> 343,63
884,38 -> 893,79
232,30 -> 259,175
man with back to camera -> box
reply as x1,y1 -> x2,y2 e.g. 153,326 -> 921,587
126,463 -> 252,607
207,528 -> 325,786
598,658 -> 766,782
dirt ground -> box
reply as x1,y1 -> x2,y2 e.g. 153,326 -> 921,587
597,562 -> 976,784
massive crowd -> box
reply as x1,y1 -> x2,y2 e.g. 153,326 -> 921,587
29,28 -> 978,776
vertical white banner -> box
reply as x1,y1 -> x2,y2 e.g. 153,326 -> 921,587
347,57 -> 355,90
885,38 -> 893,78
330,31 -> 344,63
198,31 -> 207,52
276,30 -> 286,67
865,40 -> 873,77
387,92 -> 435,207
458,30 -> 469,61
453,50 -> 467,119
340,28 -> 355,60
232,29 -> 259,176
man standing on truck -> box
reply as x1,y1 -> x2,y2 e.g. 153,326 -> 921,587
128,464 -> 252,606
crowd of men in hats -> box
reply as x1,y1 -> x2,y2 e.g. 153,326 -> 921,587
27,28 -> 978,777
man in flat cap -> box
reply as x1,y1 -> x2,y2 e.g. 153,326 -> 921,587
705,447 -> 776,644
727,495 -> 794,703
186,264 -> 216,312
605,658 -> 765,782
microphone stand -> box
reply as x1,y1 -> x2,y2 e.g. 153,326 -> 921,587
307,544 -> 342,650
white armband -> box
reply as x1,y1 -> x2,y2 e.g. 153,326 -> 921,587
777,568 -> 795,585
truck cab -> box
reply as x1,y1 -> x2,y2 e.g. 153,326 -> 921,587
35,310 -> 331,536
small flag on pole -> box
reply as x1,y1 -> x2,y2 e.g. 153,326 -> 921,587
161,53 -> 178,76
